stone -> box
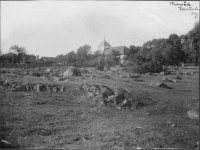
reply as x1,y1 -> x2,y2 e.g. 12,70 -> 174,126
60,86 -> 64,92
44,67 -> 51,74
188,110 -> 199,119
29,71 -> 33,76
52,87 -> 57,92
46,85 -> 51,92
63,66 -> 81,77
170,123 -> 177,128
119,75 -> 128,78
36,84 -> 40,92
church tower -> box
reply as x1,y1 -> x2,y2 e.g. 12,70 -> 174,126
98,38 -> 111,53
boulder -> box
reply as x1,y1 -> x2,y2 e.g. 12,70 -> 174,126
81,83 -> 130,108
188,110 -> 199,119
44,67 -> 51,74
63,66 -> 81,77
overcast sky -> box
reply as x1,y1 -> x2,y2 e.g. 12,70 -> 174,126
1,1 -> 199,57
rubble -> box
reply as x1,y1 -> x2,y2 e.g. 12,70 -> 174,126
81,83 -> 131,109
0,79 -> 67,92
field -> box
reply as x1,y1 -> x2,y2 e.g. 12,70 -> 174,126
0,66 -> 199,149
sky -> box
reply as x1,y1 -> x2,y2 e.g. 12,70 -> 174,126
1,1 -> 199,57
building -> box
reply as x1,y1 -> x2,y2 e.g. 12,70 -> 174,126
98,38 -> 130,64
39,57 -> 57,64
104,46 -> 130,55
98,38 -> 111,53
25,55 -> 37,64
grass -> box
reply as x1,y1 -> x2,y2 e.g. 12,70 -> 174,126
0,66 -> 199,149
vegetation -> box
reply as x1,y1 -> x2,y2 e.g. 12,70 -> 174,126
0,22 -> 199,71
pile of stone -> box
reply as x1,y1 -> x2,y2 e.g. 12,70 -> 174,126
81,83 -> 131,109
0,79 -> 67,92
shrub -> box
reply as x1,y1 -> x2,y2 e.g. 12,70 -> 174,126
127,61 -> 163,74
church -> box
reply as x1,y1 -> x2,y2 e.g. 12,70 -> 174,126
98,38 -> 130,64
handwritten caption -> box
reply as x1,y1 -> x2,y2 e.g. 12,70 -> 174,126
170,1 -> 199,19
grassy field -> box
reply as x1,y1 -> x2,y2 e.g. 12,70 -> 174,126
0,66 -> 199,149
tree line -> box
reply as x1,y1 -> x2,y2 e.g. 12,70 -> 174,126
0,21 -> 199,69
55,21 -> 199,69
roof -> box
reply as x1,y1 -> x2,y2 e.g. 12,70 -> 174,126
98,39 -> 111,47
40,57 -> 57,62
103,46 -> 130,55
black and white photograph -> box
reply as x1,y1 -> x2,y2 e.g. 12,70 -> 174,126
0,1 -> 199,149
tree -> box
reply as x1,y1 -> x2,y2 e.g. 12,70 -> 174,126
165,34 -> 185,65
126,45 -> 141,61
56,54 -> 68,65
181,21 -> 199,65
67,51 -> 77,65
9,45 -> 27,54
9,45 -> 27,63
106,50 -> 121,65
77,44 -> 91,62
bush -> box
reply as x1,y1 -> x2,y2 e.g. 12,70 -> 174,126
127,61 -> 163,74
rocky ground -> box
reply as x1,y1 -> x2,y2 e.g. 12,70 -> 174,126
0,65 -> 199,149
